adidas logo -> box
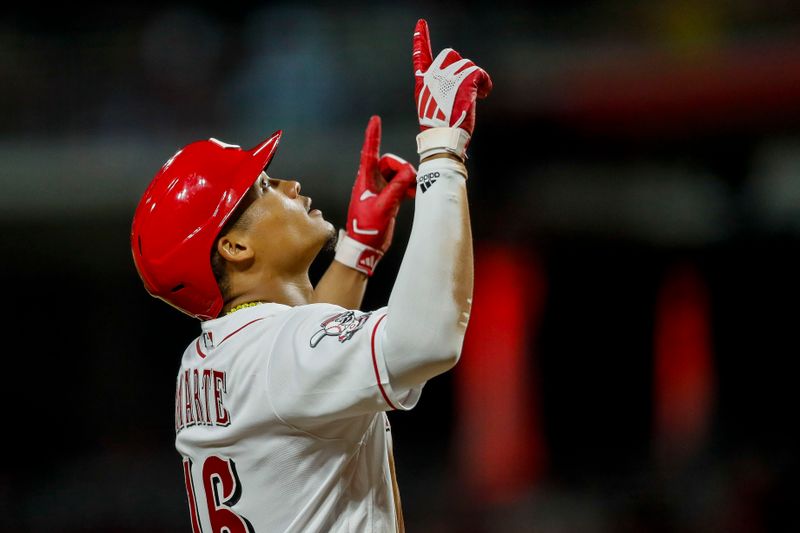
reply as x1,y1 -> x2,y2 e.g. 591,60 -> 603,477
359,254 -> 378,270
418,171 -> 440,193
357,249 -> 381,275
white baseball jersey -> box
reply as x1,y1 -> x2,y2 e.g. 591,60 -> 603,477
174,302 -> 424,533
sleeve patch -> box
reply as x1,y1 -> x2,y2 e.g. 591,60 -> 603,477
310,311 -> 372,348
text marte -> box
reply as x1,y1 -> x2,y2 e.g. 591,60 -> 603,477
175,368 -> 230,433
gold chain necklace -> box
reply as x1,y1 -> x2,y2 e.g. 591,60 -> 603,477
226,301 -> 266,315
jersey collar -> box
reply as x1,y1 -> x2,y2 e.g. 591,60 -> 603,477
199,302 -> 289,352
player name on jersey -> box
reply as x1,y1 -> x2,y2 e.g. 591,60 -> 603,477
175,368 -> 231,433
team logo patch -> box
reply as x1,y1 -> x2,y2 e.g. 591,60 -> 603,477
310,311 -> 372,348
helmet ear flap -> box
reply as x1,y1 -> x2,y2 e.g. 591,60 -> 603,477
131,132 -> 281,320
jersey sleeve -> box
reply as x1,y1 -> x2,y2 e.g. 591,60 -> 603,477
267,303 -> 424,429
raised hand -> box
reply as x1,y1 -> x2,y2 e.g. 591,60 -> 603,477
335,115 -> 417,276
413,19 -> 492,147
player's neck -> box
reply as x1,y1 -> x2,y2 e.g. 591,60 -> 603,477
267,274 -> 316,307
224,270 -> 315,312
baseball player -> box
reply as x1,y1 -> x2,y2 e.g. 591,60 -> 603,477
131,19 -> 491,532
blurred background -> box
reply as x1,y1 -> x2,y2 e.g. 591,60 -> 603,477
2,1 -> 799,531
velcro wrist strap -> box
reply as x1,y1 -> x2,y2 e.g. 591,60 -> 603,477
334,230 -> 383,276
416,127 -> 470,159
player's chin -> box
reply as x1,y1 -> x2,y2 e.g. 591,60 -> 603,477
313,210 -> 334,231
310,216 -> 336,245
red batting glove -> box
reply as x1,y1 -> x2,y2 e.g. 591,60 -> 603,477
413,19 -> 492,160
335,115 -> 417,276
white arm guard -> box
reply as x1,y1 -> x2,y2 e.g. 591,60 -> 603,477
380,156 -> 472,390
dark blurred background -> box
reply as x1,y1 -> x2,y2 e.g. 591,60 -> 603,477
2,1 -> 799,531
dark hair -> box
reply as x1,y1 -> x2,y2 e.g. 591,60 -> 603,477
210,188 -> 257,301
210,244 -> 232,301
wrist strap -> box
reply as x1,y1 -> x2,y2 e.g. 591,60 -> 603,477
418,157 -> 468,180
416,127 -> 470,160
334,230 -> 383,276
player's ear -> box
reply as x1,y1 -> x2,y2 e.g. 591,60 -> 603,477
217,232 -> 254,265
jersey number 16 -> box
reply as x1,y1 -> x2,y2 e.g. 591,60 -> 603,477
183,456 -> 255,533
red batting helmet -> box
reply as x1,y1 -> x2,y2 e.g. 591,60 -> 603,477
131,131 -> 282,320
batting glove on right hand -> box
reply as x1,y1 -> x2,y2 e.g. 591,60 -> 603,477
413,19 -> 493,160
335,116 -> 416,276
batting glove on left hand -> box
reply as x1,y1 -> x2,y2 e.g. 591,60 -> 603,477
413,19 -> 493,160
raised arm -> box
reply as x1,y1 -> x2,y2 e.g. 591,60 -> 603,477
313,261 -> 368,309
314,116 -> 416,308
381,19 -> 492,390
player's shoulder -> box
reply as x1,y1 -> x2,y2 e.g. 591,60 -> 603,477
277,303 -> 350,335
281,304 -> 388,350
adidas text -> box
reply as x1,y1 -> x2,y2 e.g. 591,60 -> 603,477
418,171 -> 440,193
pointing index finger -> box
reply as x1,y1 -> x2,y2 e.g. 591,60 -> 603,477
359,115 -> 381,184
413,19 -> 433,74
